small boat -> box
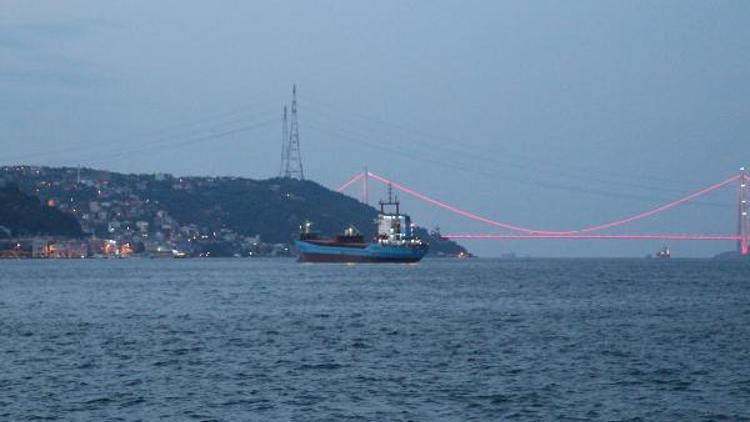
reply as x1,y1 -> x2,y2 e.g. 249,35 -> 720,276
295,187 -> 428,263
656,246 -> 671,259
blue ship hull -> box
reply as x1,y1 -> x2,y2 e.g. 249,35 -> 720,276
295,240 -> 427,263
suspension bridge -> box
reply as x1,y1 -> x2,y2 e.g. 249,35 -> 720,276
336,168 -> 750,256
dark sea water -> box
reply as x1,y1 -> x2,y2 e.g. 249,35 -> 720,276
1,258 -> 748,421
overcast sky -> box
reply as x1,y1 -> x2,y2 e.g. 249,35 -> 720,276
2,1 -> 749,257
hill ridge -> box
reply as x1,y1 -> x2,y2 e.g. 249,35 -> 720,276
1,165 -> 468,257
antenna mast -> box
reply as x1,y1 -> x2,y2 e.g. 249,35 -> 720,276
378,182 -> 400,214
279,106 -> 288,178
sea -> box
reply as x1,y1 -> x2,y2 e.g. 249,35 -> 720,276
1,258 -> 748,421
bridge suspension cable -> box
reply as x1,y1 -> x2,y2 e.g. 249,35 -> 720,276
442,234 -> 741,241
337,170 -> 740,236
336,172 -> 365,192
364,171 -> 569,235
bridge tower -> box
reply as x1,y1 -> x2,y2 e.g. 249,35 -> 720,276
739,167 -> 749,255
280,84 -> 304,180
363,167 -> 369,205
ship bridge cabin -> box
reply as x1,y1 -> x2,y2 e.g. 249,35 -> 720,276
377,213 -> 413,240
376,191 -> 417,243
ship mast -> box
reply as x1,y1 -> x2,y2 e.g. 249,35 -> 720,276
379,182 -> 399,215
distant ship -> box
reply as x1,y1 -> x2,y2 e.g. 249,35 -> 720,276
295,188 -> 428,263
656,245 -> 671,259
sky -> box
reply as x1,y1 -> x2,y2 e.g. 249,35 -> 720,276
1,1 -> 749,257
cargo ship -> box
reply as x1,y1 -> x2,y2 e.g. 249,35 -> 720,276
295,190 -> 428,263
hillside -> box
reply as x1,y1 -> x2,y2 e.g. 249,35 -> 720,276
0,179 -> 83,238
2,166 -> 468,256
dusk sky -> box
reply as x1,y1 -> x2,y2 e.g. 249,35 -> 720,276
2,1 -> 749,257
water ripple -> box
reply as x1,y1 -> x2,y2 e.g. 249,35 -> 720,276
0,258 -> 748,420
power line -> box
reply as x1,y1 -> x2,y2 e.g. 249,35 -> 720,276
300,94 -> 697,190
308,122 -> 732,209
3,102 -> 280,164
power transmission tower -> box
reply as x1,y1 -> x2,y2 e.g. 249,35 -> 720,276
279,106 -> 288,177
281,84 -> 304,180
